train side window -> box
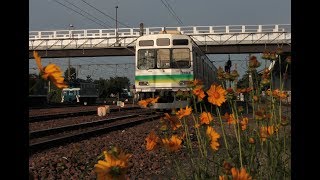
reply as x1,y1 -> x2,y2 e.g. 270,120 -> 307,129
156,38 -> 170,46
139,40 -> 154,46
171,49 -> 190,68
157,49 -> 170,68
173,39 -> 188,45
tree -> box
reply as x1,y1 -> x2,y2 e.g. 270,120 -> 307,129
29,73 -> 47,95
93,76 -> 130,98
64,67 -> 77,82
237,69 -> 261,89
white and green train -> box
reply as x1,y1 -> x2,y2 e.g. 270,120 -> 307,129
134,31 -> 220,109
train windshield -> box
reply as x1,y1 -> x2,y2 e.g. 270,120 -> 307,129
171,49 -> 190,68
137,49 -> 156,70
138,48 -> 190,69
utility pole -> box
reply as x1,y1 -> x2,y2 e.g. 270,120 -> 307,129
139,23 -> 144,36
68,24 -> 73,81
115,6 -> 119,46
248,53 -> 253,89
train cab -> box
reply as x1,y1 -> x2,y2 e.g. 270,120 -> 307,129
61,88 -> 80,103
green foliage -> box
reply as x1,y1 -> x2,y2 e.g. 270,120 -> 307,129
93,76 -> 130,98
237,70 -> 261,89
29,73 -> 47,95
64,67 -> 77,82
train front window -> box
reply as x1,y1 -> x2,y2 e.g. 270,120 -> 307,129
172,49 -> 190,68
137,49 -> 156,70
157,49 -> 170,68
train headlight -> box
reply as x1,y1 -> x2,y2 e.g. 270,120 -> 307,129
179,80 -> 191,86
138,81 -> 149,86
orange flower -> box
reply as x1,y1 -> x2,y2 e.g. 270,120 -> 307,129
138,99 -> 148,108
219,175 -> 226,180
237,106 -> 244,113
33,51 -> 43,71
231,167 -> 252,180
271,89 -> 288,100
230,69 -> 239,79
162,135 -> 182,152
217,66 -> 226,80
42,64 -> 68,88
227,113 -> 237,125
192,79 -> 203,86
149,97 -> 160,104
206,126 -> 220,151
260,125 -> 275,142
240,117 -> 249,130
33,51 -> 68,89
176,106 -> 192,119
255,109 -> 266,121
199,112 -> 214,125
206,84 -> 227,106
138,97 -> 160,108
94,147 -> 132,180
192,85 -> 206,101
286,56 -> 291,64
194,123 -> 200,128
145,131 -> 159,151
163,113 -> 182,130
249,56 -> 261,68
249,138 -> 255,144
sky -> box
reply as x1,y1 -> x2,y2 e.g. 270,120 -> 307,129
29,0 -> 291,83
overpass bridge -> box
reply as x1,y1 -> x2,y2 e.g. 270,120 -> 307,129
29,24 -> 290,58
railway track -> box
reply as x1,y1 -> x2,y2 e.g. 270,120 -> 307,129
29,106 -> 140,122
29,110 -> 162,154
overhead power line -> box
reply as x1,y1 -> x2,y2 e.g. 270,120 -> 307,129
160,0 -> 183,25
80,0 -> 131,28
64,0 -> 113,28
53,0 -> 110,28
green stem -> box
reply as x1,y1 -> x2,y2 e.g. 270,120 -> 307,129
192,114 -> 205,158
183,117 -> 193,154
216,106 -> 230,159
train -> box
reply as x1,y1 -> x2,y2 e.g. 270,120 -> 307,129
61,82 -> 98,105
134,30 -> 220,109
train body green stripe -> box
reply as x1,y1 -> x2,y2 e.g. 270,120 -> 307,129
135,74 -> 193,83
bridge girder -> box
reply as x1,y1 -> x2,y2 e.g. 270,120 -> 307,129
29,44 -> 290,59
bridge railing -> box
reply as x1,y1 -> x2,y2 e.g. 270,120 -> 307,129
29,24 -> 290,40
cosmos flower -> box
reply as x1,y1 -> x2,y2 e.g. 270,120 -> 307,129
192,85 -> 206,101
217,66 -> 226,80
163,113 -> 182,130
33,51 -> 68,89
176,106 -> 192,119
285,56 -> 291,64
94,147 -> 132,180
225,113 -> 237,125
249,138 -> 255,144
162,135 -> 182,152
240,117 -> 249,130
138,97 -> 159,108
199,112 -> 214,125
230,69 -> 239,79
260,125 -> 275,142
230,167 -> 252,180
249,56 -> 261,68
138,99 -> 148,108
206,126 -> 220,151
206,84 -> 227,106
145,131 -> 159,151
192,79 -> 203,86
